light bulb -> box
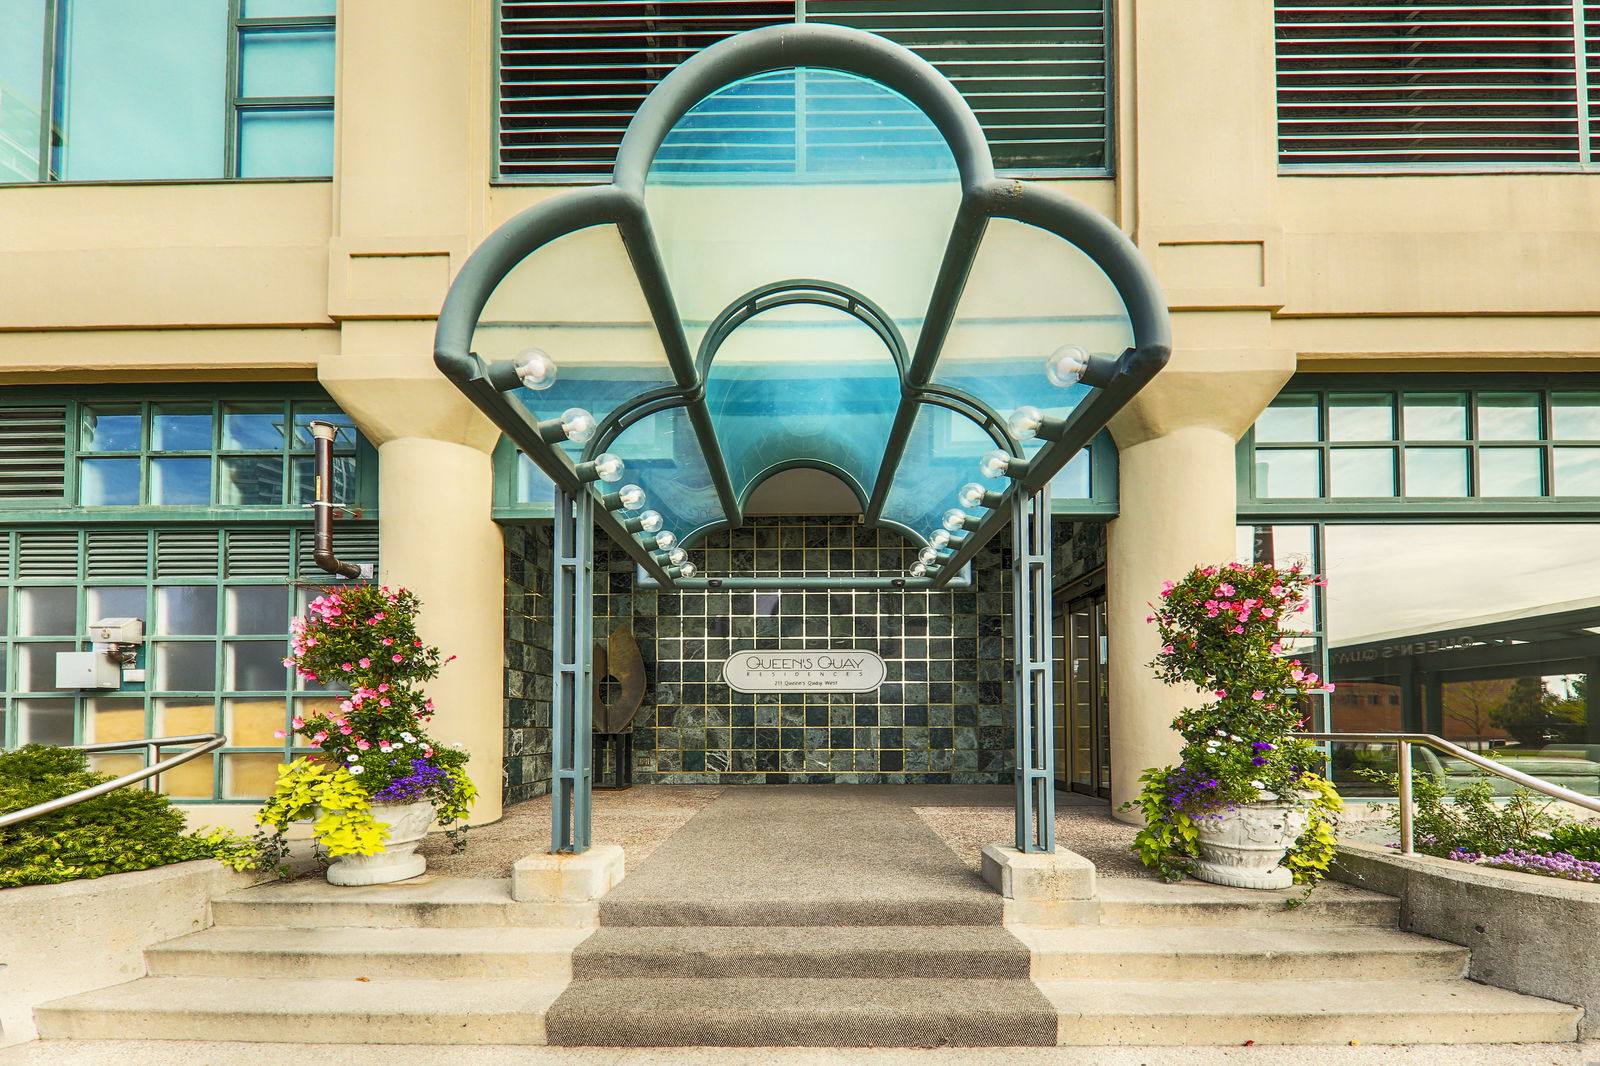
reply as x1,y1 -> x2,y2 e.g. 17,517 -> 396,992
1009,405 -> 1044,441
559,407 -> 596,444
930,530 -> 952,550
591,453 -> 624,482
514,348 -> 557,390
980,449 -> 1016,480
958,483 -> 989,509
1045,344 -> 1090,388
615,484 -> 646,510
677,562 -> 697,578
666,547 -> 688,566
909,562 -> 928,578
637,509 -> 663,533
654,530 -> 678,551
918,546 -> 941,566
943,508 -> 971,532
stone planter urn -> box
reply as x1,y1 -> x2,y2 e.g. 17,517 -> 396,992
1192,801 -> 1310,890
324,801 -> 434,887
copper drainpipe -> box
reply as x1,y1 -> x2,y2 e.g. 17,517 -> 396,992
308,420 -> 371,580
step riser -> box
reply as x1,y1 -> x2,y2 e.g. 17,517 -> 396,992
1094,900 -> 1399,928
1034,950 -> 1468,982
544,1013 -> 1058,1048
212,900 -> 596,929
1054,1013 -> 1579,1047
146,949 -> 573,981
599,902 -> 1002,928
36,1010 -> 550,1046
573,952 -> 1029,980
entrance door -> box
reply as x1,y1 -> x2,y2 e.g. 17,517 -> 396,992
1057,589 -> 1110,798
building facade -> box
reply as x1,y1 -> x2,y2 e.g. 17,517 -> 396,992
1,1 -> 1596,830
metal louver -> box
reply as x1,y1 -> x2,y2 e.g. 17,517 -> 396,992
496,1 -> 1112,179
85,529 -> 152,579
295,524 -> 379,580
155,530 -> 222,578
16,530 -> 80,578
0,406 -> 68,502
1277,0 -> 1597,166
225,529 -> 295,577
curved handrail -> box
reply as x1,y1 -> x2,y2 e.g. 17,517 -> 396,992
0,733 -> 227,829
1295,730 -> 1600,856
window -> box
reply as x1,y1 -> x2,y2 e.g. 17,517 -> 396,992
0,525 -> 378,801
0,0 -> 334,183
496,1 -> 1112,180
1276,0 -> 1600,168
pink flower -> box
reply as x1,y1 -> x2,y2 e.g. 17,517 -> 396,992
1231,625 -> 1245,634
1270,642 -> 1283,655
1145,615 -> 1154,624
378,683 -> 389,692
312,731 -> 329,744
1162,644 -> 1175,654
1215,689 -> 1228,698
382,638 -> 393,646
392,654 -> 404,662
341,663 -> 353,672
273,729 -> 286,738
291,716 -> 305,729
356,739 -> 371,750
1251,690 -> 1265,700
1216,583 -> 1235,596
1290,667 -> 1305,681
358,657 -> 372,668
380,698 -> 392,707
340,725 -> 353,735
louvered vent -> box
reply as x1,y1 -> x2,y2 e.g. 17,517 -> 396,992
1589,3 -> 1599,145
155,530 -> 221,578
1278,0 -> 1594,166
225,529 -> 295,577
497,2 -> 1111,179
296,524 -> 379,580
86,529 -> 151,578
0,532 -> 11,579
0,406 -> 68,502
17,529 -> 79,578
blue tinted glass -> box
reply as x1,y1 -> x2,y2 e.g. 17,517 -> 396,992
0,0 -> 48,181
515,453 -> 555,505
880,402 -> 1007,544
152,404 -> 214,450
601,405 -> 724,543
237,107 -> 332,177
1052,448 -> 1091,500
80,405 -> 141,450
239,28 -> 334,97
151,457 -> 212,505
242,0 -> 334,14
81,457 -> 140,505
57,0 -> 228,180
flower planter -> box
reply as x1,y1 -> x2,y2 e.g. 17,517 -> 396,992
1192,801 -> 1309,890
323,801 -> 434,887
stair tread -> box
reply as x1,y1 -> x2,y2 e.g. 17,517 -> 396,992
216,876 -> 514,907
1094,878 -> 1396,906
1015,924 -> 1467,957
577,924 -> 1022,952
38,975 -> 566,1017
1036,977 -> 1581,1017
151,925 -> 589,956
553,976 -> 1053,1014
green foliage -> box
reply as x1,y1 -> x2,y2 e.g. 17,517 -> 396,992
257,756 -> 387,862
1543,822 -> 1600,862
1490,676 -> 1586,747
1356,765 -> 1566,857
1284,777 -> 1343,887
0,746 -> 258,888
1128,766 -> 1200,882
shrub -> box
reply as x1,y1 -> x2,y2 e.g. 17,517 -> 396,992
0,746 -> 255,889
1544,822 -> 1600,863
1357,766 -> 1565,859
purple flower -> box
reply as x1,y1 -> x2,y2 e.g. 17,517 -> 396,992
1251,757 -> 1266,766
1251,742 -> 1274,752
371,758 -> 450,805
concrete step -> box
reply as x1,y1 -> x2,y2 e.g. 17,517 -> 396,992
544,976 -> 1058,1047
211,876 -> 593,929
571,925 -> 1031,979
1038,977 -> 1581,1045
146,925 -> 591,980
1092,877 -> 1400,927
597,896 -> 1002,928
1015,924 -> 1469,981
34,976 -> 567,1045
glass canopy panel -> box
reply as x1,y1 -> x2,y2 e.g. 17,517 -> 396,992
644,68 -> 962,357
880,401 -> 1008,545
705,305 -> 901,508
472,223 -> 675,457
936,217 -> 1134,437
601,405 -> 724,542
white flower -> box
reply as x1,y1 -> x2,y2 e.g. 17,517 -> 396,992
400,732 -> 416,743
392,741 -> 404,749
346,754 -> 359,762
1229,734 -> 1243,742
349,765 -> 366,775
1250,780 -> 1265,789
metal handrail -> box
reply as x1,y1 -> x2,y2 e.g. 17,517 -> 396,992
0,733 -> 227,829
1295,731 -> 1600,857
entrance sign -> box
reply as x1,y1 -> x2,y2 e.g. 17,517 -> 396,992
722,650 -> 886,693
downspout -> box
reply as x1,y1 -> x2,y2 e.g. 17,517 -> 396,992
308,420 -> 372,580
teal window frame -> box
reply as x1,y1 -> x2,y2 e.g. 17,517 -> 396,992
226,0 -> 337,179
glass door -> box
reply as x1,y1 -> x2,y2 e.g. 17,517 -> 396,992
1058,589 -> 1110,797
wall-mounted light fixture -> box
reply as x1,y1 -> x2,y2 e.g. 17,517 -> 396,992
577,453 -> 625,483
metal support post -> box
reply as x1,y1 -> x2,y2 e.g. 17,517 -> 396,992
551,485 -> 595,853
1011,485 -> 1055,853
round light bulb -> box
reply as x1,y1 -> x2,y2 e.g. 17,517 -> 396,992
909,562 -> 928,578
1045,344 -> 1090,388
559,407 -> 596,444
918,546 -> 941,566
666,547 -> 688,566
616,484 -> 647,510
591,453 -> 625,482
943,508 -> 971,532
677,562 -> 697,578
930,530 -> 952,550
637,509 -> 663,533
1008,405 -> 1044,441
958,483 -> 989,509
979,449 -> 1015,480
654,530 -> 678,551
514,348 -> 557,390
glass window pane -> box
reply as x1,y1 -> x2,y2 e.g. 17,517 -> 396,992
515,452 -> 554,505
155,697 -> 216,736
224,697 -> 286,746
18,586 -> 76,635
1553,448 -> 1600,496
87,586 -> 145,626
18,642 -> 73,690
151,404 -> 213,450
156,586 -> 217,636
239,28 -> 334,97
1402,393 -> 1467,441
227,641 -> 287,690
242,0 -> 335,14
85,696 -> 147,743
222,752 -> 284,799
219,456 -> 285,506
0,0 -> 47,182
226,585 -> 288,635
1480,448 -> 1543,497
1051,449 -> 1091,500
18,698 -> 75,745
291,454 -> 354,505
1330,448 -> 1396,497
238,108 -> 333,178
222,402 -> 287,450
1255,394 -> 1320,443
290,408 -> 355,451
56,0 -> 228,180
79,405 -> 141,451
81,458 -> 140,505
150,457 -> 212,505
1403,448 -> 1468,497
1255,449 -> 1321,498
1328,394 -> 1394,442
1552,392 -> 1600,440
153,641 -> 217,690
0,589 -> 9,635
1477,392 -> 1542,440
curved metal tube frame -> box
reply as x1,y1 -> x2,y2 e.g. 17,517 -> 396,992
0,733 -> 227,829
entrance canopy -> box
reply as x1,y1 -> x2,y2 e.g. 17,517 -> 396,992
436,23 -> 1170,590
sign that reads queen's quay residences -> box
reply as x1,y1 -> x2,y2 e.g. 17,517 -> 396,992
721,650 -> 886,693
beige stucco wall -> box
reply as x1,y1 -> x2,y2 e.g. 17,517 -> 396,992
0,1 -> 1595,821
